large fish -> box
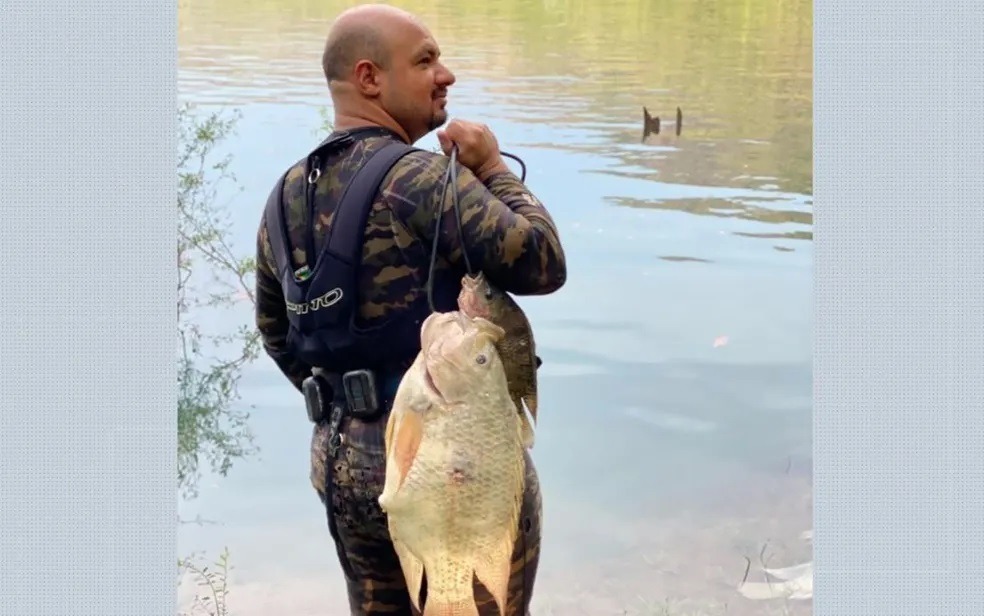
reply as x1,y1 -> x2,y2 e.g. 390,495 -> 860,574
457,272 -> 539,448
379,310 -> 527,616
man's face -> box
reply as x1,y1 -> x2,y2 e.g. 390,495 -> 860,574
378,22 -> 456,143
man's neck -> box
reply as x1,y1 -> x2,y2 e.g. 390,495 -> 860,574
333,110 -> 412,144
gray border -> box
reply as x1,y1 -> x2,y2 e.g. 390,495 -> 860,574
0,2 -> 177,614
815,0 -> 984,613
4,0 -> 984,612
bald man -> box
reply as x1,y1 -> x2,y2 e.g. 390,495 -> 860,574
254,4 -> 567,615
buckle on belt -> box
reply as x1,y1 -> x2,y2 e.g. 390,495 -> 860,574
342,369 -> 381,420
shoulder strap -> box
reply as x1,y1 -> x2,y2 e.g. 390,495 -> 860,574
262,133 -> 357,284
263,138 -> 417,283
321,141 -> 417,266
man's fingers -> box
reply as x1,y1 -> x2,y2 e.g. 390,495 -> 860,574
443,119 -> 464,139
436,130 -> 453,154
438,119 -> 501,173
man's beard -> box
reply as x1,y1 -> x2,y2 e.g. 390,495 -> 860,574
428,110 -> 448,132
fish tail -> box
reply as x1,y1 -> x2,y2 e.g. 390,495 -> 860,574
422,595 -> 480,616
473,532 -> 515,616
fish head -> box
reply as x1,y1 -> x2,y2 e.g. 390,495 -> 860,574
419,310 -> 507,404
457,271 -> 500,321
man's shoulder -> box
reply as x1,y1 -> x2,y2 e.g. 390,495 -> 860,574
262,142 -> 448,221
383,147 -> 448,193
259,156 -> 309,214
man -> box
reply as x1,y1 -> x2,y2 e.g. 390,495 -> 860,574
254,4 -> 567,615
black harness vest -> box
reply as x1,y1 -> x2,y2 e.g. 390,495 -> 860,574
262,128 -> 461,376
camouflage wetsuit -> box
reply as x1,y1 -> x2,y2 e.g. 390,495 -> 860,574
255,127 -> 567,615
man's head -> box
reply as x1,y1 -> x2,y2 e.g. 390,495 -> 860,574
322,4 -> 456,144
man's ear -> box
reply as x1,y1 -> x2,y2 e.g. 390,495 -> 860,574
353,60 -> 382,96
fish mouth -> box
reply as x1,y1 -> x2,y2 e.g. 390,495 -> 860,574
458,280 -> 490,321
420,312 -> 470,401
461,274 -> 478,290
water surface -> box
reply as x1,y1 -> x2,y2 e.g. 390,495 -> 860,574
177,0 -> 813,613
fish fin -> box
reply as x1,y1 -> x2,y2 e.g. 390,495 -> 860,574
392,538 -> 425,612
422,595 -> 480,616
379,410 -> 402,509
379,407 -> 424,510
510,395 -> 535,449
519,408 -> 535,450
383,404 -> 398,454
391,407 -> 424,490
473,532 -> 514,616
523,391 -> 538,423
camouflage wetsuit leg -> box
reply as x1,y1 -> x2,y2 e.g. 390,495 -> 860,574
310,414 -> 543,616
311,415 -> 414,614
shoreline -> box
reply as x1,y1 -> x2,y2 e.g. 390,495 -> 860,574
179,471 -> 812,616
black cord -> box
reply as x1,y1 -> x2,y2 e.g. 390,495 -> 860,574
501,150 -> 527,184
448,147 -> 472,277
425,147 -> 527,312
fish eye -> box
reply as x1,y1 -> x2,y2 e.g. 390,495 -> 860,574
484,288 -> 493,299
476,353 -> 487,365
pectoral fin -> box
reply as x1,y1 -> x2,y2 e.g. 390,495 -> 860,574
383,405 -> 398,455
391,408 -> 424,490
379,406 -> 425,510
519,408 -> 535,450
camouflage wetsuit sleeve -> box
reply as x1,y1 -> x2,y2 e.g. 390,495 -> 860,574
386,151 -> 567,296
254,219 -> 312,392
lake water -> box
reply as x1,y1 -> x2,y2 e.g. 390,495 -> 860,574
177,0 -> 814,614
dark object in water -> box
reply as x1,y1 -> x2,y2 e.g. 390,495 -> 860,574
641,105 -> 683,141
642,106 -> 660,141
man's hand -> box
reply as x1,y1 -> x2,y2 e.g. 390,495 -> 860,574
436,119 -> 510,182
